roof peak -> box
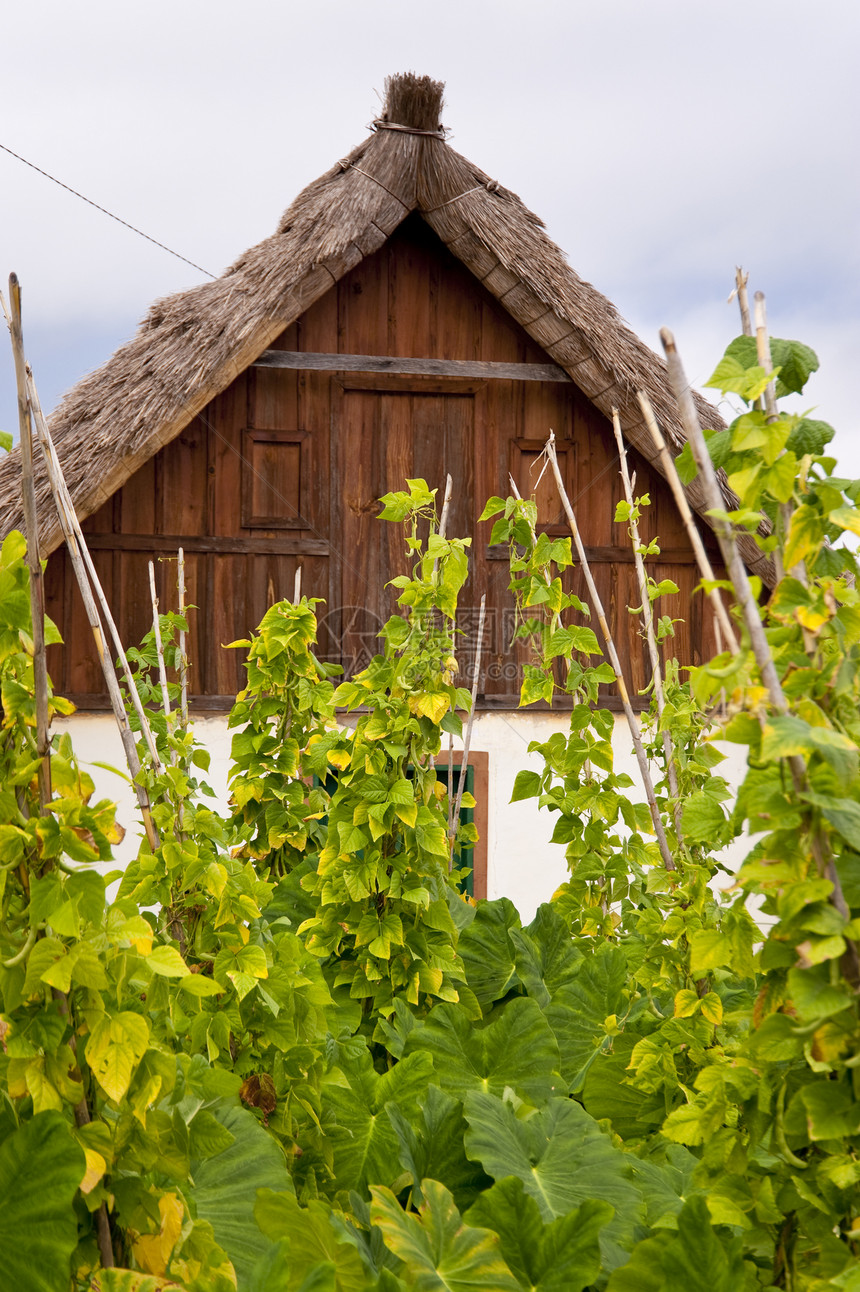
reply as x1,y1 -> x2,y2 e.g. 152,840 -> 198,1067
377,72 -> 445,135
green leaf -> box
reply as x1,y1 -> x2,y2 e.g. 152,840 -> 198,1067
0,1112 -> 85,1291
681,792 -> 727,844
0,430 -> 12,453
404,997 -> 562,1104
370,1178 -> 521,1292
659,1195 -> 746,1291
770,337 -> 819,397
325,1050 -> 435,1193
510,904 -> 583,1009
464,1092 -> 645,1270
146,944 -> 190,977
479,496 -> 507,522
187,1103 -> 293,1290
545,943 -> 626,1092
705,354 -> 776,402
510,770 -> 542,802
253,1192 -> 368,1291
465,1177 -> 611,1291
457,898 -> 521,1010
386,1084 -> 490,1212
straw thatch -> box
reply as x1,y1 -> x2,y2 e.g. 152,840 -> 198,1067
0,72 -> 770,581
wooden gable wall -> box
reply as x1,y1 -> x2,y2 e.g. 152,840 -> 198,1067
45,216 -> 726,709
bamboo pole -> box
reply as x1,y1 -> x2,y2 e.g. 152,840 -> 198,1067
638,391 -> 739,655
148,561 -> 172,726
438,473 -> 453,542
3,284 -> 115,1268
544,433 -> 676,872
24,372 -> 163,774
450,595 -> 486,872
20,375 -> 159,851
5,277 -> 51,814
732,266 -> 753,337
611,410 -> 682,834
754,291 -> 779,424
660,327 -> 854,931
177,548 -> 189,728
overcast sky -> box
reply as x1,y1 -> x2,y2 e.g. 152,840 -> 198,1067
2,0 -> 858,476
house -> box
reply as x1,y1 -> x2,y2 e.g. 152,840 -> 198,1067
0,73 -> 760,912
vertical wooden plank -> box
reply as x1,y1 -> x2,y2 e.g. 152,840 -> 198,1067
340,389 -> 381,676
158,417 -> 208,536
116,457 -> 156,534
338,243 -> 388,355
299,281 -> 338,354
298,371 -> 331,536
388,222 -> 433,357
211,375 -> 245,540
250,366 -> 299,432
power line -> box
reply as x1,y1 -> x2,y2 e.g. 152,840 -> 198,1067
0,141 -> 216,279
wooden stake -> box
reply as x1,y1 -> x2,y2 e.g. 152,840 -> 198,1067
754,291 -> 779,424
451,595 -> 486,872
177,548 -> 188,729
4,279 -> 51,813
438,473 -> 453,540
21,373 -> 159,851
732,266 -> 752,337
293,565 -> 302,603
611,410 -> 682,834
660,326 -> 854,931
638,391 -> 739,655
544,434 -> 676,872
24,371 -> 163,773
149,561 -> 172,728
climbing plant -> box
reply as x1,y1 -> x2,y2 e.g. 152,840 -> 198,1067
1,320 -> 860,1290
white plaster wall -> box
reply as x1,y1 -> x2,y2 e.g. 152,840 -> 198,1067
56,711 -> 750,924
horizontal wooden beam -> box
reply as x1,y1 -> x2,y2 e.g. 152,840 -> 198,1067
486,544 -> 707,565
82,534 -> 329,556
63,692 -> 645,714
253,350 -> 572,383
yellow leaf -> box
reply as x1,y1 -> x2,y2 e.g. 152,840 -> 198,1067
85,1013 -> 150,1103
414,692 -> 450,724
327,748 -> 351,770
132,1191 -> 184,1276
673,989 -> 701,1018
700,992 -> 723,1025
795,605 -> 829,632
80,1147 -> 106,1195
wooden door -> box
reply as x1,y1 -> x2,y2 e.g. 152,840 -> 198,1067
331,381 -> 476,677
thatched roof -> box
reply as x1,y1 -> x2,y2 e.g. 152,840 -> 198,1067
0,72 -> 770,581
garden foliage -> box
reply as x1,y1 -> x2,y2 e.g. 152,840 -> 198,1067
1,333 -> 860,1289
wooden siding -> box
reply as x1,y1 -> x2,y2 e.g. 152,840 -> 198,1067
45,216 -> 725,709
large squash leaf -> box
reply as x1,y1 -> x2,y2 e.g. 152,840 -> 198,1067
253,1191 -> 369,1291
463,1092 -> 644,1269
510,903 -> 583,1008
456,898 -> 521,1010
0,1112 -> 85,1292
370,1178 -> 521,1292
324,1049 -> 435,1193
465,1176 -> 611,1291
386,1083 -> 491,1211
545,943 -> 627,1092
403,997 -> 562,1104
186,1103 -> 293,1290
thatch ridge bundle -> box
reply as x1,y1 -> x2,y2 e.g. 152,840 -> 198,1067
1,72 -> 767,578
